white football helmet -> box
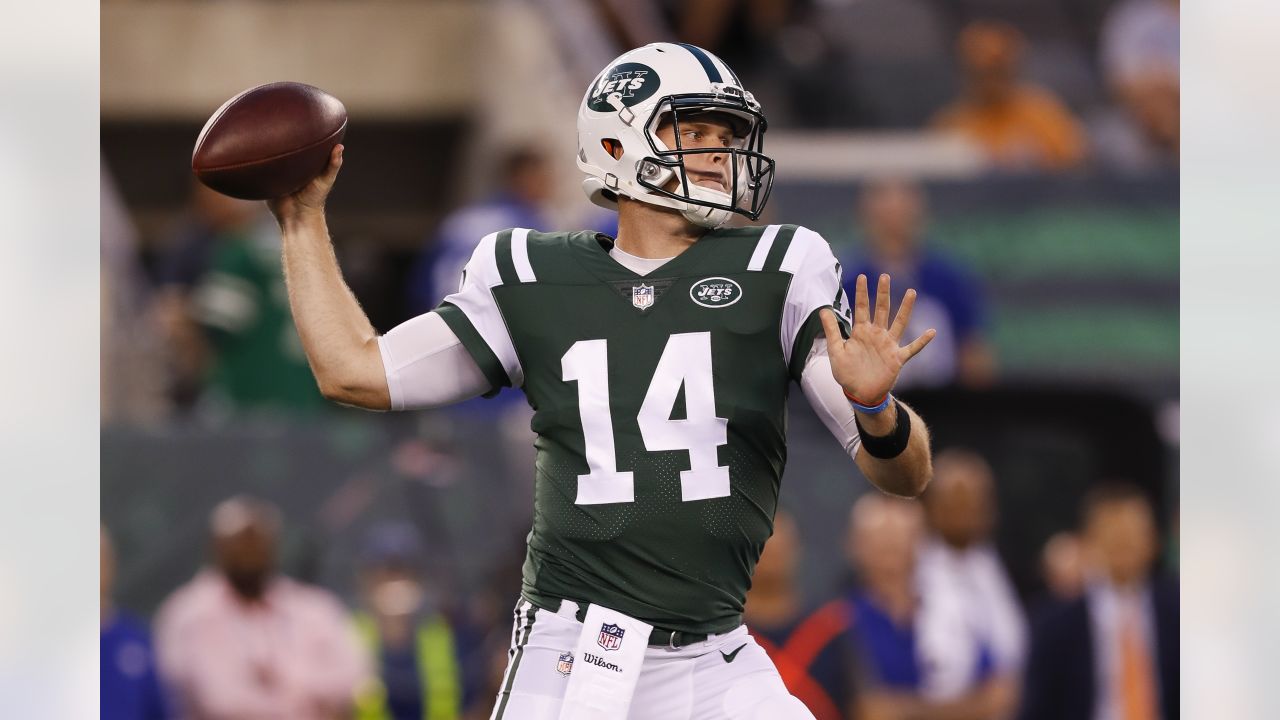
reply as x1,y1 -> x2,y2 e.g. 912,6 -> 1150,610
577,43 -> 775,229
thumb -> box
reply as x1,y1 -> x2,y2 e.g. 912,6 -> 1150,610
320,144 -> 343,185
310,144 -> 343,194
819,308 -> 844,351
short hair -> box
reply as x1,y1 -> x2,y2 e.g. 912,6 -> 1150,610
921,446 -> 993,506
500,146 -> 548,178
210,495 -> 282,539
1080,482 -> 1152,525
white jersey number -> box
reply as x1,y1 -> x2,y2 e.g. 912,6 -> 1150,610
561,332 -> 730,505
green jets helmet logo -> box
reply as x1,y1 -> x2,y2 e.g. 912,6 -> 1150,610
690,277 -> 742,308
588,63 -> 659,112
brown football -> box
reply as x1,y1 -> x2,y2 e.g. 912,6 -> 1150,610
192,81 -> 347,200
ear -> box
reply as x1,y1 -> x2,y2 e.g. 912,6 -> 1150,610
602,138 -> 623,160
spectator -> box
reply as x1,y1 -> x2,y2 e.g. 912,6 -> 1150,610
405,147 -> 557,316
102,161 -> 169,425
1091,0 -> 1179,172
155,183 -> 324,417
932,21 -> 1086,171
916,449 -> 1025,712
101,526 -> 171,720
843,178 -> 995,389
352,523 -> 466,720
845,494 -> 1012,720
1018,485 -> 1178,720
155,496 -> 370,720
745,510 -> 856,720
1100,0 -> 1179,93
1040,531 -> 1086,602
152,183 -> 256,409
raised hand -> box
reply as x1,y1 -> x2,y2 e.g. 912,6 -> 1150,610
821,273 -> 936,404
267,144 -> 344,225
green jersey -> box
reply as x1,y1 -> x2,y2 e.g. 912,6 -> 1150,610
434,224 -> 851,634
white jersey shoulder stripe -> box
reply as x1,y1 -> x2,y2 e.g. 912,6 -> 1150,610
511,228 -> 536,283
746,224 -> 781,271
780,225 -> 823,274
779,226 -> 840,367
441,231 -> 525,386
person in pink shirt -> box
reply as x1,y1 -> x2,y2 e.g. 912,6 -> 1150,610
154,496 -> 371,720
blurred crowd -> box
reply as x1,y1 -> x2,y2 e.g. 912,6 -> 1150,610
103,448 -> 1178,720
633,0 -> 1178,172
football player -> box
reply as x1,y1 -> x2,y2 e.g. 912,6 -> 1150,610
269,43 -> 936,720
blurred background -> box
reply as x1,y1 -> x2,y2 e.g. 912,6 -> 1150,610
100,1 -> 1178,718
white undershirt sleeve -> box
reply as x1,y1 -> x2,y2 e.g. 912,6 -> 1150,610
376,311 -> 493,411
799,338 -> 863,462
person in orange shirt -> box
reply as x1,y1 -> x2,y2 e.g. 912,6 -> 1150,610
933,21 -> 1086,172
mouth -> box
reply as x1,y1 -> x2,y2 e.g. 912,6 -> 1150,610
688,173 -> 728,192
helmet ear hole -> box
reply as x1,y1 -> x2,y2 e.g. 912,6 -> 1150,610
601,138 -> 623,160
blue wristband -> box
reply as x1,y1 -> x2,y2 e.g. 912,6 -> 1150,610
845,391 -> 892,415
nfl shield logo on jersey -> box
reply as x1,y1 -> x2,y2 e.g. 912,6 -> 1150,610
556,652 -> 574,676
598,623 -> 625,650
632,284 -> 654,310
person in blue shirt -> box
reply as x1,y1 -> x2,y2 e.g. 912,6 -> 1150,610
844,495 -> 1013,719
844,179 -> 996,389
101,526 -> 170,720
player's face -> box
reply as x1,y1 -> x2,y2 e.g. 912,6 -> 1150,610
655,113 -> 746,194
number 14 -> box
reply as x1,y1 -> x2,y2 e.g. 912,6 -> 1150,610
561,332 -> 730,505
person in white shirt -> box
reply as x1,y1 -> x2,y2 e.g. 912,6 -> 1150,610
914,448 -> 1026,714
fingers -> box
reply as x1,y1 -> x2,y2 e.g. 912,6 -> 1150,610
873,273 -> 890,327
819,308 -> 845,351
898,328 -> 937,363
316,144 -> 344,188
889,289 -> 917,341
854,274 -> 870,325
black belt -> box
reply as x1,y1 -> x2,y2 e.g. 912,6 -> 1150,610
560,599 -> 710,648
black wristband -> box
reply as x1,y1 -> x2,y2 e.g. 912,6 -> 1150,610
854,399 -> 912,460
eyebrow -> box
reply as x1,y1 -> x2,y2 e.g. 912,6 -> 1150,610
679,121 -> 741,138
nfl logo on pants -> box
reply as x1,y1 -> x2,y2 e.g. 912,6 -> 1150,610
597,623 -> 625,651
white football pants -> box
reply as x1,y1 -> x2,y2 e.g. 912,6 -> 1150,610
489,598 -> 816,720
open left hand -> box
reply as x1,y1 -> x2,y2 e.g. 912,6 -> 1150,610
821,273 -> 936,404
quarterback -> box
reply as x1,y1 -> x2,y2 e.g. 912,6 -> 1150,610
269,43 -> 935,720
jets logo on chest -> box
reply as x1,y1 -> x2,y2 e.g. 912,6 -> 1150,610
690,277 -> 743,308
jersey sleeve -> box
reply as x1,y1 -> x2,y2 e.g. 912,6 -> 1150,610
800,343 -> 863,461
377,312 -> 493,410
781,226 -> 852,382
432,231 -> 524,392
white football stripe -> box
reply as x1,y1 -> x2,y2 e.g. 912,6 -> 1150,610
511,228 -> 536,283
747,224 -> 781,271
